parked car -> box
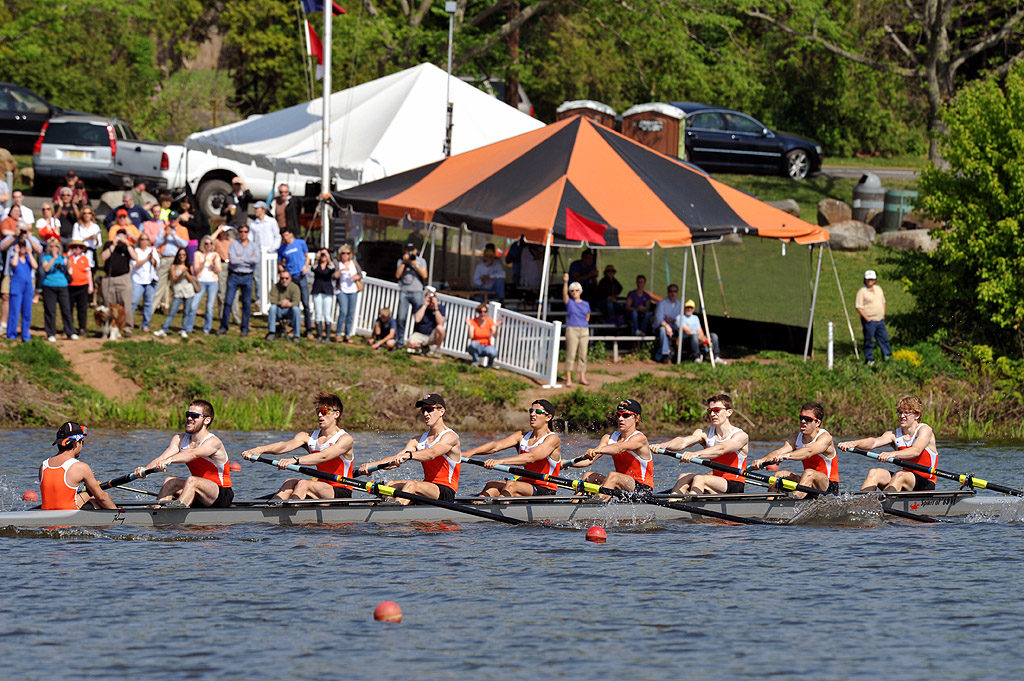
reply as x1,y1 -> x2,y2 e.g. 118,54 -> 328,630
32,114 -> 175,194
0,82 -> 87,154
670,102 -> 823,180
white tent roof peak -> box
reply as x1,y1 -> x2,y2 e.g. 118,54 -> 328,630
185,62 -> 543,188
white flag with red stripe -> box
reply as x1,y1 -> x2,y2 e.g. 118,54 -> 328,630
304,20 -> 324,80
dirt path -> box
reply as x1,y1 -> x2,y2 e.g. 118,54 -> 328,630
511,357 -> 682,410
56,338 -> 142,400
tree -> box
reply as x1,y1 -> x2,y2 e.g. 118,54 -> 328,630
902,64 -> 1024,356
733,0 -> 1024,164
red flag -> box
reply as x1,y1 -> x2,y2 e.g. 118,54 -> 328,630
304,20 -> 324,80
565,207 -> 607,245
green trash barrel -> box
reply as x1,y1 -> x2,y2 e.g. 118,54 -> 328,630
883,189 -> 917,232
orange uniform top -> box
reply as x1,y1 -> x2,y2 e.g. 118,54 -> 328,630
705,425 -> 748,483
181,433 -> 232,487
66,252 -> 91,287
520,431 -> 560,491
609,430 -> 653,488
39,458 -> 79,510
895,425 -> 938,482
306,428 -> 352,489
795,430 -> 839,483
418,428 -> 460,491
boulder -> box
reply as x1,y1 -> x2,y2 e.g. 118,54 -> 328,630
767,199 -> 801,217
0,147 -> 16,175
826,219 -> 875,251
876,229 -> 937,252
818,198 -> 852,226
501,408 -> 532,430
18,166 -> 33,185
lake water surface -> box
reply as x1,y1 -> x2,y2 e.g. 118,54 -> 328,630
1,429 -> 1023,681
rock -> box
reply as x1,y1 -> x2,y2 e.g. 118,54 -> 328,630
900,211 -> 944,231
767,199 -> 801,217
460,415 -> 483,431
393,384 -> 423,401
19,167 -> 33,185
818,198 -> 852,226
876,229 -> 937,252
502,408 -> 531,431
826,219 -> 875,251
0,147 -> 16,175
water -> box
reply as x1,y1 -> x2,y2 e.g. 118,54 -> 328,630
2,429 -> 1023,681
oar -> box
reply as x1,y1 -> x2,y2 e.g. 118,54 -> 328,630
79,467 -> 163,497
244,453 -> 524,525
657,448 -> 939,524
461,458 -> 771,525
256,459 -> 406,499
851,447 -> 1024,496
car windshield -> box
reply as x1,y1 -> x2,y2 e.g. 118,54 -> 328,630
44,122 -> 109,146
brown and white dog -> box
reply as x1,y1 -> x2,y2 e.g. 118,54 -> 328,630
94,305 -> 127,340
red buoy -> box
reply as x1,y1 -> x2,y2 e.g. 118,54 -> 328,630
229,461 -> 242,472
374,601 -> 403,622
22,490 -> 39,502
585,525 -> 607,543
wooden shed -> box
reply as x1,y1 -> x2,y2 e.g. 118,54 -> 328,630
621,103 -> 685,158
555,100 -> 617,130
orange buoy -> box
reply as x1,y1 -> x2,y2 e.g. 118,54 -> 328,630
22,490 -> 39,502
374,601 -> 403,622
585,525 -> 607,543
229,461 -> 242,472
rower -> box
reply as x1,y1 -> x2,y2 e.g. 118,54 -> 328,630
357,393 -> 461,505
464,399 -> 562,497
567,398 -> 652,498
39,422 -> 117,510
240,392 -> 355,500
653,393 -> 749,495
839,394 -> 938,492
136,399 -> 234,508
751,401 -> 839,498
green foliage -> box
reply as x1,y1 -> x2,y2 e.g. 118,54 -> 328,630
907,63 -> 1024,355
132,70 -> 236,142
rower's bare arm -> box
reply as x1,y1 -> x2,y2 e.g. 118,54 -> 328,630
755,439 -> 795,468
141,437 -> 182,470
492,433 -> 561,467
415,432 -> 460,461
297,433 -> 355,466
241,432 -> 309,460
892,425 -> 934,460
779,432 -> 834,462
696,430 -> 749,459
79,465 -> 117,510
463,432 -> 522,458
837,431 -> 895,452
654,430 -> 705,452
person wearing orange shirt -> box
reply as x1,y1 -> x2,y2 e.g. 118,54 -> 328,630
106,210 -> 141,245
135,399 -> 233,508
567,398 -> 653,499
466,303 -> 501,367
241,392 -> 356,500
65,240 -> 93,336
358,393 -> 462,504
752,401 -> 839,498
464,399 -> 562,497
839,394 -> 939,492
653,393 -> 750,495
39,422 -> 116,511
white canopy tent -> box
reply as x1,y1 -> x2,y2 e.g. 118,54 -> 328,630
184,62 -> 544,189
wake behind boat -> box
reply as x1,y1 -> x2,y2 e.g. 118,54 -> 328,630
1,490 -> 1019,528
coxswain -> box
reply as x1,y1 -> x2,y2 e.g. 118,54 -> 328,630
240,392 -> 355,500
464,399 -> 562,497
566,398 -> 652,499
39,422 -> 117,510
136,399 -> 233,507
357,393 -> 461,504
653,393 -> 749,495
838,394 -> 938,492
751,401 -> 839,498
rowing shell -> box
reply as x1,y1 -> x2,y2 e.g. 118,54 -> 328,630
0,490 -> 1019,528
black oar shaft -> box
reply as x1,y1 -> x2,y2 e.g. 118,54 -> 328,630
246,454 -> 523,525
463,458 -> 771,526
97,467 -> 163,491
852,448 -> 1023,496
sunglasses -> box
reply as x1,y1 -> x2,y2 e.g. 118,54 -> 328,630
616,411 -> 637,418
528,408 -> 549,416
316,407 -> 338,416
707,407 -> 727,415
421,405 -> 442,413
896,410 -> 917,417
798,415 -> 818,424
185,411 -> 205,420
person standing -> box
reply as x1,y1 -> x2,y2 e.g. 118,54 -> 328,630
5,238 -> 36,341
310,248 -> 335,343
218,224 -> 259,336
751,401 -> 839,498
333,244 -> 361,343
191,235 -> 221,335
39,238 -> 76,341
856,269 -> 891,366
562,273 -> 590,387
654,394 -> 749,495
154,212 -> 189,313
277,226 -> 310,336
129,233 -> 160,333
99,229 -> 136,334
65,240 -> 93,337
39,422 -> 116,511
53,188 -> 79,245
394,243 -> 427,346
155,247 -> 198,338
71,206 -> 102,268
249,200 -> 280,300
221,177 -> 254,227
272,183 -> 301,233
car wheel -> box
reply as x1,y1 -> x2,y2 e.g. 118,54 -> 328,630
196,178 -> 232,222
785,149 -> 810,180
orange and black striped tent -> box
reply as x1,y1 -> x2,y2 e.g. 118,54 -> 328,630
334,115 -> 829,247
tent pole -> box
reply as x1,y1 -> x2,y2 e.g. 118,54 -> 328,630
827,244 -> 859,359
538,233 -> 553,320
427,223 -> 437,287
649,247 -> 654,290
691,244 -> 716,368
676,248 -> 689,364
711,244 -> 728,317
803,244 -> 824,362
319,0 -> 332,250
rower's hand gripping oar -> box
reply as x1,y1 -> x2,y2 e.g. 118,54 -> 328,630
79,466 -> 164,497
462,458 -> 771,525
851,448 -> 1024,497
243,453 -> 524,525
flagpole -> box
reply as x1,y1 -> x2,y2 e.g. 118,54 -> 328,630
443,1 -> 456,157
320,0 -> 332,249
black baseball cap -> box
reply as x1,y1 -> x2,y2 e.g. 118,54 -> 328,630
616,399 -> 642,418
415,393 -> 446,409
53,421 -> 87,446
405,242 -> 417,250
